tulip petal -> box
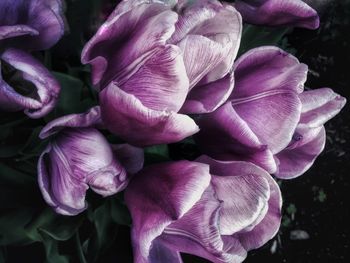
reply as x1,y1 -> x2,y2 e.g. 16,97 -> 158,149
180,73 -> 234,114
299,88 -> 346,129
0,48 -> 60,118
125,161 -> 211,262
112,144 -> 144,175
235,0 -> 319,29
229,47 -> 306,152
170,2 -> 242,85
232,46 -> 307,99
159,187 -> 234,263
236,171 -> 282,250
0,25 -> 38,40
39,106 -> 103,139
195,102 -> 277,173
38,143 -> 88,216
121,45 -> 189,112
275,126 -> 326,179
149,240 -> 183,263
196,156 -> 271,235
100,83 -> 199,147
81,1 -> 177,86
0,0 -> 65,50
233,91 -> 301,154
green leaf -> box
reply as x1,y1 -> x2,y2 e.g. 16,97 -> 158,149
40,232 -> 70,263
0,162 -> 35,186
110,197 -> 131,226
238,25 -> 290,56
0,208 -> 35,246
144,145 -> 170,164
87,203 -> 118,262
25,208 -> 83,242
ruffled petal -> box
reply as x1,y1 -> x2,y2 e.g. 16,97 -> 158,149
170,2 -> 242,86
236,171 -> 282,250
235,0 -> 319,29
196,156 -> 271,235
298,88 -> 346,129
195,102 -> 277,173
81,1 -> 176,86
124,161 -> 211,262
159,187 -> 238,263
0,48 -> 60,118
100,83 -> 199,147
39,106 -> 103,139
120,45 -> 189,112
275,126 -> 326,179
180,73 -> 234,114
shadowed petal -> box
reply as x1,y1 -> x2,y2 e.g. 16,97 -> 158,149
112,144 -> 144,175
180,73 -> 234,114
195,102 -> 277,173
100,83 -> 199,147
235,0 -> 319,29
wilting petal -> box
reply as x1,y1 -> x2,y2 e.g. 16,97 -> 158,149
180,73 -> 234,114
232,46 -> 307,99
125,161 -> 211,262
39,106 -> 103,139
38,128 -> 128,215
298,88 -> 346,129
195,102 -> 277,173
275,126 -> 326,179
235,0 -> 319,29
112,144 -> 144,175
120,45 -> 189,112
0,48 -> 60,118
81,1 -> 176,86
100,83 -> 199,147
197,156 -> 271,235
236,171 -> 282,250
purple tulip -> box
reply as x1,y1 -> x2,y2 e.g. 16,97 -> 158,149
0,0 -> 64,118
38,107 -> 144,215
196,46 -> 346,179
235,0 -> 320,29
125,156 -> 281,263
81,0 -> 242,146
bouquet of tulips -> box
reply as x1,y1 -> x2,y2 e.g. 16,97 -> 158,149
0,0 -> 346,262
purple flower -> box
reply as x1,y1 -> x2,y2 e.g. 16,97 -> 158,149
235,0 -> 320,29
38,107 -> 144,215
0,0 -> 64,118
195,47 -> 346,179
81,0 -> 242,146
125,156 -> 281,263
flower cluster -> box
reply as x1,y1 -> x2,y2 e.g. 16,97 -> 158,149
0,0 -> 345,262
